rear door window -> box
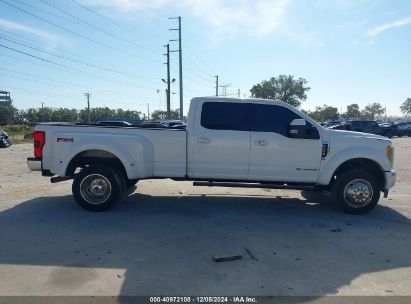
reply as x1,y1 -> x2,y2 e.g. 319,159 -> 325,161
201,102 -> 246,131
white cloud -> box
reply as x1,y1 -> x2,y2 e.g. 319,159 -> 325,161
366,17 -> 411,37
82,0 -> 292,37
0,18 -> 66,44
286,31 -> 324,48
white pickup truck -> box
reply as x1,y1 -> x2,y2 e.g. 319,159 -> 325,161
27,97 -> 396,214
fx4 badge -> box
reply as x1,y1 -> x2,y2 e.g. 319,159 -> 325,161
57,137 -> 74,143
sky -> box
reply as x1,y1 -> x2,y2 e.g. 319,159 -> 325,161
0,0 -> 410,117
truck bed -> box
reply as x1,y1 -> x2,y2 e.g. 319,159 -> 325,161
37,124 -> 187,179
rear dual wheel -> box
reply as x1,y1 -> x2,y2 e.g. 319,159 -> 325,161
72,164 -> 125,211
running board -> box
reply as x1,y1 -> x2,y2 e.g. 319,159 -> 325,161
193,181 -> 315,190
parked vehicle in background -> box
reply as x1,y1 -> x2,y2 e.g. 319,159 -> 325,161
160,120 -> 185,128
141,121 -> 166,128
27,97 -> 396,214
390,122 -> 411,137
168,123 -> 186,130
351,120 -> 383,135
329,120 -> 411,138
321,121 -> 342,128
349,120 -> 398,138
0,131 -> 12,148
327,122 -> 351,131
406,122 -> 411,136
96,120 -> 134,127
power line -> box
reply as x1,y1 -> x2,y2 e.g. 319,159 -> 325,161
184,53 -> 216,78
0,28 -> 49,49
2,67 -> 80,87
39,0 -> 157,54
0,27 -> 104,63
183,62 -> 215,83
0,85 -> 77,99
69,0 -> 162,48
0,0 -> 146,59
183,43 -> 218,76
171,63 -> 214,89
0,45 -> 158,90
1,68 -> 156,100
0,35 -> 158,81
0,30 -> 160,83
0,85 -> 153,111
0,72 -> 74,89
13,0 -> 83,26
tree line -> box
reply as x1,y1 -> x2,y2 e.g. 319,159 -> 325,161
304,102 -> 387,122
251,75 -> 411,122
2,75 -> 411,124
0,106 -> 142,124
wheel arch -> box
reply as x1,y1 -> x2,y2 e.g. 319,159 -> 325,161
66,149 -> 128,179
328,158 -> 385,191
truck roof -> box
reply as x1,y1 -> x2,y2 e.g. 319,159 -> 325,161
191,96 -> 287,106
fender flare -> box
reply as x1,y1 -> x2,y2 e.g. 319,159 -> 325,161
318,147 -> 389,186
61,135 -> 153,179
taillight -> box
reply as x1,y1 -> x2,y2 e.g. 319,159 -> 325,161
33,131 -> 45,158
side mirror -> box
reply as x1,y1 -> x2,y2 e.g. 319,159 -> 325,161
288,119 -> 307,138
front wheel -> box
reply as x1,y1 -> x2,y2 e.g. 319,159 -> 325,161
72,164 -> 124,211
332,169 -> 380,214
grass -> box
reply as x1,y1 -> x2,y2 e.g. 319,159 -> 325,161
1,125 -> 34,136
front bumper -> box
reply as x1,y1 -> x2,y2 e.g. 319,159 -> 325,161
27,157 -> 42,171
384,169 -> 396,190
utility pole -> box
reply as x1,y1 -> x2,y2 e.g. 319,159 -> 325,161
84,93 -> 90,123
219,83 -> 231,97
41,102 -> 44,122
169,17 -> 183,120
385,105 -> 387,122
237,89 -> 240,99
162,44 -> 172,119
215,75 -> 219,96
147,103 -> 150,121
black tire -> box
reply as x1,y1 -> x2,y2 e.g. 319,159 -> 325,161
72,164 -> 124,211
126,178 -> 139,188
332,169 -> 381,214
111,166 -> 126,198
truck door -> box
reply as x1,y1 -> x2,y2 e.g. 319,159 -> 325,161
248,103 -> 322,183
189,101 -> 250,180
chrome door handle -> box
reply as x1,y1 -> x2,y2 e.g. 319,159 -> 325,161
254,140 -> 267,146
197,137 -> 210,144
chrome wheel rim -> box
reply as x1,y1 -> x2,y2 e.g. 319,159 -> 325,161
344,179 -> 373,208
80,174 -> 112,205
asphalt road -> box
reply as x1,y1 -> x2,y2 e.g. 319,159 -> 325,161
0,140 -> 410,297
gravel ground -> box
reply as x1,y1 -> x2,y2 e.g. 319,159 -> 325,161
0,139 -> 410,297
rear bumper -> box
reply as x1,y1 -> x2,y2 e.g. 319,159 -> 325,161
384,169 -> 396,190
27,157 -> 42,171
